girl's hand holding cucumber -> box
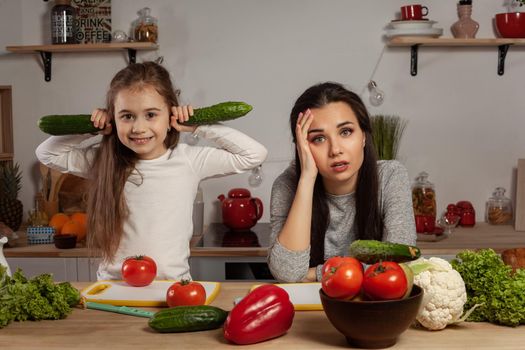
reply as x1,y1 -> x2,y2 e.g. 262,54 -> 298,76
90,108 -> 113,135
171,105 -> 197,133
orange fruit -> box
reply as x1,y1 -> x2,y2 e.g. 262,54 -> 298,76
49,213 -> 70,234
70,212 -> 87,241
60,220 -> 83,241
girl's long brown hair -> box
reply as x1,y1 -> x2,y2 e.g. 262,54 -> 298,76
86,62 -> 180,262
289,82 -> 382,267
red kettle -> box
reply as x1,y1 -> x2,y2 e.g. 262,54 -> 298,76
217,188 -> 263,231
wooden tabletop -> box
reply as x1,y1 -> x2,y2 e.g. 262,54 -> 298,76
5,223 -> 524,258
0,281 -> 523,349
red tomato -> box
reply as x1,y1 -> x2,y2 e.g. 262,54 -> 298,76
321,261 -> 364,300
121,255 -> 157,287
362,261 -> 407,301
322,256 -> 363,277
166,280 -> 206,307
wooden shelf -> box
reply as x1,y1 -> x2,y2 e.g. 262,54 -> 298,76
387,37 -> 525,46
386,37 -> 525,76
5,42 -> 159,81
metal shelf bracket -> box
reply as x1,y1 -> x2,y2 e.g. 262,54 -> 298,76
498,44 -> 510,76
127,49 -> 137,64
39,51 -> 53,82
410,44 -> 420,76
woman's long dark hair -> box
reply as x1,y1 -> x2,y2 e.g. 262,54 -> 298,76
87,62 -> 180,262
289,82 -> 382,267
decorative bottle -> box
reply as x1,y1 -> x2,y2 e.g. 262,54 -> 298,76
486,187 -> 513,225
412,171 -> 437,233
451,1 -> 479,39
51,0 -> 76,44
132,7 -> 158,43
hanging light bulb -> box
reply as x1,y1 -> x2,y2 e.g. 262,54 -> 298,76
368,80 -> 385,106
248,165 -> 263,187
185,133 -> 200,145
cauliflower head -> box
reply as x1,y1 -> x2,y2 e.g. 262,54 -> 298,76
410,257 -> 467,331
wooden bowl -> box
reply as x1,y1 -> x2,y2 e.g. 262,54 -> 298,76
53,234 -> 77,249
319,285 -> 423,349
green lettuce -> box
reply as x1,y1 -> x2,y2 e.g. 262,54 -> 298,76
451,249 -> 525,327
0,265 -> 81,328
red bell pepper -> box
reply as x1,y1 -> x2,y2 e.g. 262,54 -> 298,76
223,284 -> 295,345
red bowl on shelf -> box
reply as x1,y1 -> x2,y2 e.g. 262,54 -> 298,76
495,12 -> 525,38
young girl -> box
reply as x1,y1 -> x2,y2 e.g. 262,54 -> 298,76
36,62 -> 267,281
267,82 -> 416,283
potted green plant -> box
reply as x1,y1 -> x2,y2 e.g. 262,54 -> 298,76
370,115 -> 407,160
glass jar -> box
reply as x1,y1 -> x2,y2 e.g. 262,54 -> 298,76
486,187 -> 513,225
412,171 -> 437,233
132,7 -> 158,43
51,0 -> 76,44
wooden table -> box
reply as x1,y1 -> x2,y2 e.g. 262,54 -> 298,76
0,282 -> 523,349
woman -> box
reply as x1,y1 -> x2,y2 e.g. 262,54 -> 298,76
267,82 -> 415,283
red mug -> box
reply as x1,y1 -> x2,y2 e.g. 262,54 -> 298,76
401,4 -> 429,20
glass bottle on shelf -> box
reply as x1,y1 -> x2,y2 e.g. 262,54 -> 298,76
412,171 -> 437,233
132,7 -> 158,43
51,0 -> 76,44
486,187 -> 513,225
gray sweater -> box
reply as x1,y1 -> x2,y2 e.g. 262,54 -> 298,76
267,160 -> 417,282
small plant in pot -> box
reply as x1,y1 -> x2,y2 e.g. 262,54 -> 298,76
495,0 -> 525,38
370,115 -> 407,161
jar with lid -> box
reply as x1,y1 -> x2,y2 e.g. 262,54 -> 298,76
412,171 -> 437,233
486,187 -> 513,225
132,7 -> 158,43
51,0 -> 76,44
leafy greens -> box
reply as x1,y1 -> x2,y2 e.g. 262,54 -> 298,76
0,265 -> 81,328
451,249 -> 525,327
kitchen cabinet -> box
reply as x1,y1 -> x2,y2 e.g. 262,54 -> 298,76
6,257 -> 78,281
387,37 -> 525,76
5,223 -> 521,281
6,256 -> 101,281
5,42 -> 158,81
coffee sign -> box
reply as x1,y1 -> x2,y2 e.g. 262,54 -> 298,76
71,0 -> 112,43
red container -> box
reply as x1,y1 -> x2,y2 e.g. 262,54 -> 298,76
495,12 -> 525,38
218,188 -> 263,231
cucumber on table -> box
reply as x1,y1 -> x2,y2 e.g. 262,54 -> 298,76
349,240 -> 421,264
38,101 -> 253,135
148,305 -> 229,333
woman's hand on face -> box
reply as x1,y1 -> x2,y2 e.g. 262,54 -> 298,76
296,109 -> 318,180
90,108 -> 112,135
171,105 -> 198,133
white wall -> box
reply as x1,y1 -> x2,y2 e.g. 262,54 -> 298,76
1,0 -> 524,225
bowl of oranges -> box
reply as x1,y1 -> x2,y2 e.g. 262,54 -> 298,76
49,212 -> 87,249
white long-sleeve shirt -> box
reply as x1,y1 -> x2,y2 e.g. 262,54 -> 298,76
36,124 -> 267,280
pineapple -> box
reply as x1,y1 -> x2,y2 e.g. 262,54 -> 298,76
0,163 -> 23,231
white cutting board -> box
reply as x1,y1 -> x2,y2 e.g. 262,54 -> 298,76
250,283 -> 323,311
81,280 -> 220,307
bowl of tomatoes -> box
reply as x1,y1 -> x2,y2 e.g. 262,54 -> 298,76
319,257 -> 423,349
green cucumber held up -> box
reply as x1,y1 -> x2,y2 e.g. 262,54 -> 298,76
349,239 -> 421,264
38,101 -> 253,135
